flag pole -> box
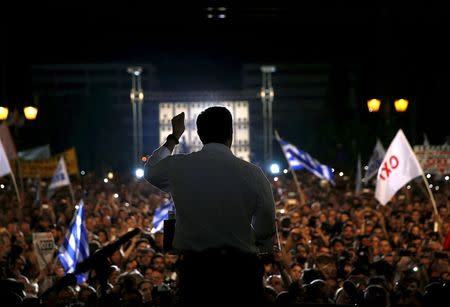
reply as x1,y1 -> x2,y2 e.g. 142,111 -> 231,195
68,182 -> 76,204
10,172 -> 21,205
420,173 -> 440,230
274,130 -> 305,206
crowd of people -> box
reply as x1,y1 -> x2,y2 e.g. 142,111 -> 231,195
0,168 -> 449,306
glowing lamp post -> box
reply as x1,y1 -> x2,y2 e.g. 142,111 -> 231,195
367,99 -> 381,112
394,98 -> 409,112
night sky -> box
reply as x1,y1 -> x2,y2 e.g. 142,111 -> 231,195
2,4 -> 450,172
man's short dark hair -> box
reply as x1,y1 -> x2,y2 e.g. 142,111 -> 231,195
196,106 -> 232,144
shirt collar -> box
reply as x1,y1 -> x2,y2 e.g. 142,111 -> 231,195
201,143 -> 233,155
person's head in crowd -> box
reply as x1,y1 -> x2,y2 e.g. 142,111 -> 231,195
125,259 -> 138,272
330,237 -> 345,255
135,238 -> 151,250
136,247 -> 154,269
301,203 -> 311,216
89,238 -> 102,254
341,223 -> 355,242
290,211 -> 301,227
144,266 -> 153,280
109,249 -> 123,266
379,238 -> 393,256
50,224 -> 65,244
119,270 -> 144,291
85,216 -> 95,232
102,215 -> 112,228
0,278 -> 26,306
37,216 -> 51,231
96,228 -> 109,244
337,257 -> 352,280
296,244 -> 309,265
153,231 -> 164,250
164,251 -> 179,270
262,286 -> 277,304
381,251 -> 395,266
393,276 -> 423,307
150,270 -> 164,286
56,285 -> 78,307
78,284 -> 97,307
304,279 -> 329,304
288,263 -> 302,283
423,282 -> 447,307
138,279 -> 154,304
196,106 -> 233,146
317,246 -> 331,256
108,265 -> 121,286
266,274 -> 284,294
19,221 -> 31,236
315,254 -> 337,279
311,201 -> 321,216
150,253 -> 165,272
121,287 -> 143,307
126,215 -> 137,229
363,284 -> 389,307
301,268 -> 324,285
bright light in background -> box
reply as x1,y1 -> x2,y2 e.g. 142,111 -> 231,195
107,172 -> 114,180
331,168 -> 335,173
435,186 -> 440,191
339,172 -> 344,177
279,209 -> 285,214
412,266 -> 419,272
283,169 -> 288,174
445,176 -> 449,181
406,185 -> 411,190
0,184 -> 4,189
113,193 -> 119,198
426,173 -> 431,179
429,184 -> 433,189
218,14 -> 226,18
80,170 -> 86,176
364,165 -> 368,170
274,177 -> 279,182
135,168 -> 144,178
103,178 -> 108,183
270,163 -> 280,174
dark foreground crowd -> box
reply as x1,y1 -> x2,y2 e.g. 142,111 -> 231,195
0,170 -> 449,306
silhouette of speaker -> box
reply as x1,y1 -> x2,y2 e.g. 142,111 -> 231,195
163,210 -> 175,251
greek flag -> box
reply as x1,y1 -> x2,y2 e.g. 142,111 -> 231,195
151,198 -> 174,234
277,136 -> 335,184
363,139 -> 386,183
48,157 -> 71,199
58,200 -> 89,283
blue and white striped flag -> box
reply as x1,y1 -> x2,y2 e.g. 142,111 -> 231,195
58,200 -> 89,283
363,139 -> 386,183
151,198 -> 174,234
277,136 -> 335,185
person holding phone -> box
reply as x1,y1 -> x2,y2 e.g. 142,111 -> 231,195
145,107 -> 276,306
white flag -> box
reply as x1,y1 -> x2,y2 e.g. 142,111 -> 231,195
363,139 -> 386,182
48,157 -> 71,190
375,130 -> 423,205
0,139 -> 12,177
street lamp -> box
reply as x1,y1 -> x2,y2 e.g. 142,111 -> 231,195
127,66 -> 144,169
366,98 -> 409,113
394,99 -> 409,112
367,99 -> 381,113
260,65 -> 276,166
0,104 -> 39,121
